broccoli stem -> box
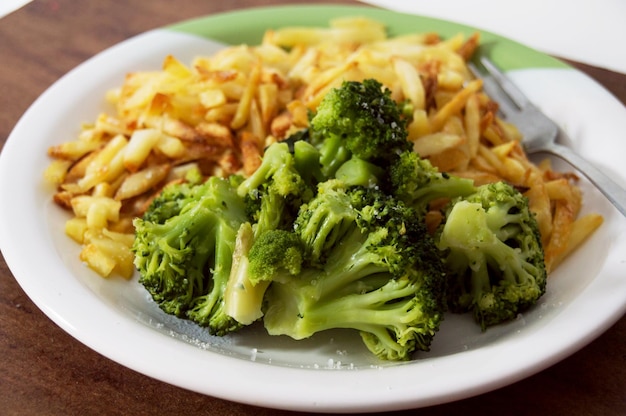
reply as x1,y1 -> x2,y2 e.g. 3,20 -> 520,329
334,157 -> 384,188
411,175 -> 476,206
253,190 -> 285,236
293,140 -> 325,188
223,222 -> 270,325
264,227 -> 398,339
305,227 -> 386,295
318,135 -> 352,178
301,279 -> 418,329
184,207 -> 240,330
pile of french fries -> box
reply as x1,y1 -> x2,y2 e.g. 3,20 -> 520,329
43,16 -> 602,279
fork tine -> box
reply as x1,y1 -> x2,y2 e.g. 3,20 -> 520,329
478,56 -> 531,109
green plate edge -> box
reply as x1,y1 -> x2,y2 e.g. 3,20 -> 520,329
167,4 -> 569,72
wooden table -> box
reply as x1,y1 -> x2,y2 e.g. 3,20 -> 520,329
1,1 -> 624,414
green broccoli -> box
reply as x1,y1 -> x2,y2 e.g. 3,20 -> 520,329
309,79 -> 412,178
292,138 -> 326,190
334,157 -> 385,189
223,224 -> 305,325
237,141 -> 316,237
293,180 -> 359,266
260,181 -> 447,361
218,140 -> 319,325
130,73 -> 551,361
390,150 -> 476,213
132,175 -> 247,336
248,229 -> 305,282
436,181 -> 547,330
267,128 -> 326,190
140,168 -> 204,224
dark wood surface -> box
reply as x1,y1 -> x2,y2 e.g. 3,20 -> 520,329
1,1 -> 625,415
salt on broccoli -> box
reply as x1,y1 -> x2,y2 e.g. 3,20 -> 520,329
436,181 -> 547,330
132,175 -> 247,336
259,180 -> 447,361
309,78 -> 412,178
390,150 -> 476,213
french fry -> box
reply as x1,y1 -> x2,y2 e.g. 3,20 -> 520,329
199,88 -> 227,108
88,232 -> 135,279
257,82 -> 279,127
544,178 -> 574,201
65,217 -> 88,244
456,32 -> 480,61
407,109 -> 431,140
240,131 -> 262,176
48,138 -> 103,161
500,157 -> 527,184
114,164 -> 170,201
392,57 -> 425,110
544,198 -> 578,273
67,134 -> 128,193
80,231 -> 134,279
413,132 -> 464,157
247,99 -> 266,141
464,93 -> 481,159
44,159 -> 73,185
80,243 -> 117,277
300,60 -> 358,107
231,60 -> 262,130
550,213 -> 604,270
123,128 -> 161,172
429,147 -> 469,172
286,100 -> 310,128
196,122 -> 235,147
429,79 -> 483,132
524,175 -> 553,245
264,17 -> 386,47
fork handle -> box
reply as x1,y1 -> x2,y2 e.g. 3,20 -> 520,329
539,142 -> 626,217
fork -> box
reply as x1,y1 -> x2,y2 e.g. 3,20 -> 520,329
470,56 -> 626,217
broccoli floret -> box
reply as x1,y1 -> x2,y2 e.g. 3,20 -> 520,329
141,169 -> 204,224
293,180 -> 359,266
309,79 -> 412,178
223,225 -> 305,325
390,150 -> 476,213
223,141 -> 318,325
262,182 -> 447,361
132,176 -> 247,336
436,181 -> 547,330
248,229 -> 305,283
237,141 -> 315,236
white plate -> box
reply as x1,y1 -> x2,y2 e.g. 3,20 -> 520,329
1,6 -> 625,413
